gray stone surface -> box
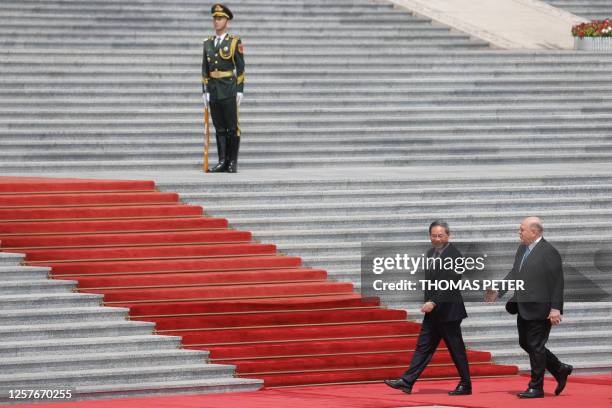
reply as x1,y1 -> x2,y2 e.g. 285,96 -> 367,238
542,0 -> 612,20
0,256 -> 262,402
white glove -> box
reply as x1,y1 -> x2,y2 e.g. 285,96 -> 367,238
202,93 -> 210,107
236,92 -> 243,106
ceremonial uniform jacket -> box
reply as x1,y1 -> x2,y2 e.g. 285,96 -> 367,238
202,34 -> 245,102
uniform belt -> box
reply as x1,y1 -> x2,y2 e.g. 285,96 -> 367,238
209,70 -> 235,79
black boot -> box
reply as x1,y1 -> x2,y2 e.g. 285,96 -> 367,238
209,132 -> 228,172
227,136 -> 240,173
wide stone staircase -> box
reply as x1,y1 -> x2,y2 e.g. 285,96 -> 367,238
542,0 -> 612,20
1,0 -> 612,171
1,0 -> 612,397
153,168 -> 612,374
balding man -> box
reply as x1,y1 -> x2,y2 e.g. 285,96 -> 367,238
486,217 -> 572,398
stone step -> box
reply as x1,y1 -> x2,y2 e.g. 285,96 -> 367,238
0,349 -> 209,375
542,0 -> 612,20
2,134 -> 610,149
0,377 -> 263,403
0,252 -> 24,265
5,55 -> 612,66
74,377 -> 262,402
0,4 -> 394,14
1,39 -> 487,50
4,145 -> 612,162
0,29 -> 468,39
0,292 -> 103,309
329,258 -> 611,275
2,86 -> 611,99
0,18 -> 434,29
187,186 -> 612,206
0,265 -> 51,281
0,363 -> 237,389
3,155 -> 612,172
395,303 -> 612,320
0,335 -> 182,358
0,70 -> 606,81
246,231 -> 611,247
2,105 -> 610,117
159,173 -> 612,192
0,279 -> 76,295
0,321 -> 155,342
0,125 -> 612,142
462,316 -> 612,334
204,196 -> 612,217
490,345 -> 612,365
233,210 -> 612,229
3,47 -> 610,57
0,96 -> 609,109
0,306 -> 128,325
244,222 -> 612,242
2,32 -> 475,43
464,329 -> 612,349
286,255 -> 609,275
2,76 -> 611,86
1,116 -> 610,129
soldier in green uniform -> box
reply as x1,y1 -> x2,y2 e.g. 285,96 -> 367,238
202,3 -> 245,173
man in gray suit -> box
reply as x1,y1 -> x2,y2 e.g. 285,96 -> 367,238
486,216 -> 572,398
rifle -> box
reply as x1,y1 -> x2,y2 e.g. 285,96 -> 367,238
203,105 -> 210,172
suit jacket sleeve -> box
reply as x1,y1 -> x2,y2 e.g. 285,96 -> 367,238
498,247 -> 521,299
547,247 -> 564,312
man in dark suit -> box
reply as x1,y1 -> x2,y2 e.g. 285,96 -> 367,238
385,221 -> 472,396
486,216 -> 572,398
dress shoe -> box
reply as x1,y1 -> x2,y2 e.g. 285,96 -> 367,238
448,383 -> 472,395
383,379 -> 412,394
517,388 -> 544,398
554,363 -> 573,396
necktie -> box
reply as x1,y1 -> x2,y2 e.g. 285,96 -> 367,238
519,246 -> 531,270
215,37 -> 220,48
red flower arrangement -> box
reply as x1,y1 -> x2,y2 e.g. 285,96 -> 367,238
572,19 -> 612,38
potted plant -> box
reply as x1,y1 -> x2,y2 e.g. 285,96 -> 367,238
572,19 -> 612,51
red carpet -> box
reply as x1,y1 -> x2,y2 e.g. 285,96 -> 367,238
0,176 -> 519,387
9,374 -> 612,408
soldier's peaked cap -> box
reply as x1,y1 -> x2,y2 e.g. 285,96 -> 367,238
211,4 -> 233,20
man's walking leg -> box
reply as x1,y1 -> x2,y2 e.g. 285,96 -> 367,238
517,317 -> 548,398
403,318 -> 440,384
441,320 -> 472,395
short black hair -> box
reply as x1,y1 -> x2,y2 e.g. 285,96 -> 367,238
429,220 -> 450,235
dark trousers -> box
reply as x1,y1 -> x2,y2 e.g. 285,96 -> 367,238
517,315 -> 562,390
401,315 -> 471,385
210,96 -> 239,138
